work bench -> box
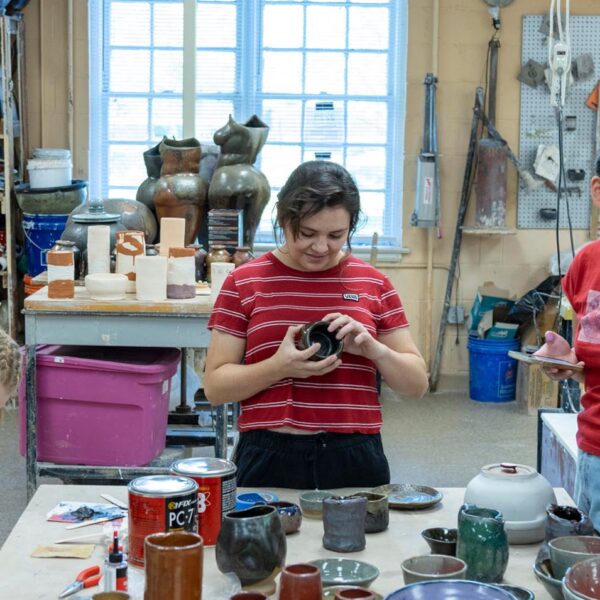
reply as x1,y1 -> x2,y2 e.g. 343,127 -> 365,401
23,286 -> 231,500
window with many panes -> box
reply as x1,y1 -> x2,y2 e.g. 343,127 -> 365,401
89,0 -> 407,249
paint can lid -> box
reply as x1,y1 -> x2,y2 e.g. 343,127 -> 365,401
171,457 -> 237,477
128,474 -> 198,496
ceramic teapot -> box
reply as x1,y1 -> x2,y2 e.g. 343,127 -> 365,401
464,463 -> 556,544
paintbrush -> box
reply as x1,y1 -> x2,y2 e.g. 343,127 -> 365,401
54,531 -> 105,544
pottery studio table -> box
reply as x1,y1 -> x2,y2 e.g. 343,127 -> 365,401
0,484 -> 572,599
22,286 -> 233,500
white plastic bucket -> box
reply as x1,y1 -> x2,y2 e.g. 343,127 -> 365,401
32,148 -> 71,160
27,157 -> 72,189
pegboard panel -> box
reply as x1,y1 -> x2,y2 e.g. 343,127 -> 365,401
518,15 -> 598,230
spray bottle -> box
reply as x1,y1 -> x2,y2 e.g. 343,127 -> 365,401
104,530 -> 128,592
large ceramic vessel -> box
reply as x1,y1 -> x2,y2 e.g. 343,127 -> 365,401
208,115 -> 270,247
464,463 -> 556,544
136,140 -> 163,213
456,503 -> 508,583
154,137 -> 208,246
215,505 -> 286,588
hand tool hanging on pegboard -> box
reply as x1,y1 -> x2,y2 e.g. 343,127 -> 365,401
474,30 -> 509,229
410,73 -> 441,234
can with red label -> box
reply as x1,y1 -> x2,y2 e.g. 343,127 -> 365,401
171,457 -> 237,546
128,474 -> 199,567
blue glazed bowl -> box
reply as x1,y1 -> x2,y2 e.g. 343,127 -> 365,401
235,491 -> 278,511
384,579 -> 517,599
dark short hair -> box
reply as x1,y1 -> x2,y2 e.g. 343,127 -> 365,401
596,153 -> 600,177
275,161 -> 362,249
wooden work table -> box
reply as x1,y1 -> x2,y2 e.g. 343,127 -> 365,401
22,287 -> 226,500
0,484 -> 572,599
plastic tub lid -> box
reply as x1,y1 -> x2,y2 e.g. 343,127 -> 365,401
32,148 -> 71,159
27,158 -> 72,169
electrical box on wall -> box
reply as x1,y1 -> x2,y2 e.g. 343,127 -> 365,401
447,305 -> 465,324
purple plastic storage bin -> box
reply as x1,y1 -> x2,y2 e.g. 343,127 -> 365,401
19,345 -> 180,466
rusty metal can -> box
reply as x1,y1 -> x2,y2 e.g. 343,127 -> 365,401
171,457 -> 237,546
128,475 -> 198,567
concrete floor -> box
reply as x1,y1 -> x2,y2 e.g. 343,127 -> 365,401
0,375 -> 538,546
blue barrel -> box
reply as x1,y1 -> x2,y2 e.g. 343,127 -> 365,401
22,213 -> 69,277
467,336 -> 520,403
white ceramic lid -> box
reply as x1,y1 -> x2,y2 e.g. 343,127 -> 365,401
480,463 -> 537,479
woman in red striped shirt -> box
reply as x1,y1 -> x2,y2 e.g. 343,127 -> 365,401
204,161 -> 428,489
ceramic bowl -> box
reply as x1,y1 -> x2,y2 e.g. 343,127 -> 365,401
401,555 -> 467,585
495,583 -> 535,600
322,586 -> 383,600
235,491 -> 278,511
85,273 -> 128,301
310,558 -> 379,588
268,501 -> 302,534
373,483 -> 443,510
299,490 -> 335,519
548,535 -> 600,580
421,528 -> 457,556
298,321 -> 344,360
533,556 -> 565,600
563,556 -> 600,600
384,580 -> 517,599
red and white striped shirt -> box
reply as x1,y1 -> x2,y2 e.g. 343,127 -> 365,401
207,251 -> 409,433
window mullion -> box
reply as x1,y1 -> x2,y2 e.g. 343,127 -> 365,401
182,0 -> 196,137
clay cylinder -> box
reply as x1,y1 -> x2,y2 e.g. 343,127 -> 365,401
167,247 -> 196,299
159,217 -> 186,256
210,262 -> 235,303
322,496 -> 367,552
144,531 -> 203,600
87,225 -> 111,274
47,250 -> 74,299
115,230 -> 145,293
279,563 -> 322,600
135,255 -> 167,301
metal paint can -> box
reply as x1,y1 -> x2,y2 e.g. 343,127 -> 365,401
128,474 -> 198,567
171,457 -> 237,546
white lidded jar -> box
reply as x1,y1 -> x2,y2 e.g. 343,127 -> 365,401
464,463 -> 557,544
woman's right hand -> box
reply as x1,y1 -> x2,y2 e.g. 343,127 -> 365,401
535,330 -> 583,381
272,324 -> 341,379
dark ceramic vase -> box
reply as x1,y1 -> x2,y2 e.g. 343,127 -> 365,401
136,140 -> 163,214
268,501 -> 302,535
322,496 -> 367,553
545,503 -> 595,541
349,491 -> 389,533
144,531 -> 203,600
215,505 -> 287,588
187,243 -> 208,282
154,138 -> 208,246
279,563 -> 322,600
456,503 -> 509,583
208,115 -> 270,247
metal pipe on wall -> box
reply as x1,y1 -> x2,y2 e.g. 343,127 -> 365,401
67,0 -> 74,154
424,0 -> 440,372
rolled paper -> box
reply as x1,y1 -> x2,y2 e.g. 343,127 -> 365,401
210,262 -> 235,302
47,250 -> 74,299
159,217 -> 186,256
116,230 -> 145,293
87,225 -> 111,274
135,255 -> 168,301
167,247 -> 196,299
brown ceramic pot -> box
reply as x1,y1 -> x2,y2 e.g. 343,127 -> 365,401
233,246 -> 253,267
144,531 -> 203,600
92,594 -> 130,600
154,138 -> 207,246
279,563 -> 322,600
334,588 -> 377,599
206,244 -> 232,283
229,594 -> 268,600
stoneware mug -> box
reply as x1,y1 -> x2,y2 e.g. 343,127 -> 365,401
279,563 -> 323,600
349,491 -> 389,533
322,495 -> 367,552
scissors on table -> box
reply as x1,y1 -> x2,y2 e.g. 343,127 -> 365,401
58,565 -> 102,598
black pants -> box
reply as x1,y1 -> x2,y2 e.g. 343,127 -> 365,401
233,430 -> 390,489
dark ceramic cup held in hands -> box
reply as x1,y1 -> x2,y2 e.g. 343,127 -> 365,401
297,321 -> 344,361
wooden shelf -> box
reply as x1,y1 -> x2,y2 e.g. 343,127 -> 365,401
461,226 -> 517,236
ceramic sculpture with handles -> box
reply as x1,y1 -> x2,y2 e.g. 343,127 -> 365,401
464,462 -> 556,544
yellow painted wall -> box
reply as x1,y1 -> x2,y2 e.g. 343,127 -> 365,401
22,0 -> 598,377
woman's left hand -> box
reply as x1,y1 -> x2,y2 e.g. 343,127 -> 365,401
321,313 -> 386,361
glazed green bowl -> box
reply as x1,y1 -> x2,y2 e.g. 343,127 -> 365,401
310,558 -> 379,588
299,490 -> 335,519
548,535 -> 600,580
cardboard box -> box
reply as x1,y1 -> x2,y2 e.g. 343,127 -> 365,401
487,322 -> 520,340
468,281 -> 516,337
515,360 -> 559,416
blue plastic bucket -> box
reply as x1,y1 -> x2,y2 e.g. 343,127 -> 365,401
467,336 -> 520,402
22,213 -> 69,276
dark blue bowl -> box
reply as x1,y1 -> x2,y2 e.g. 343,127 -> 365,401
385,579 -> 517,599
